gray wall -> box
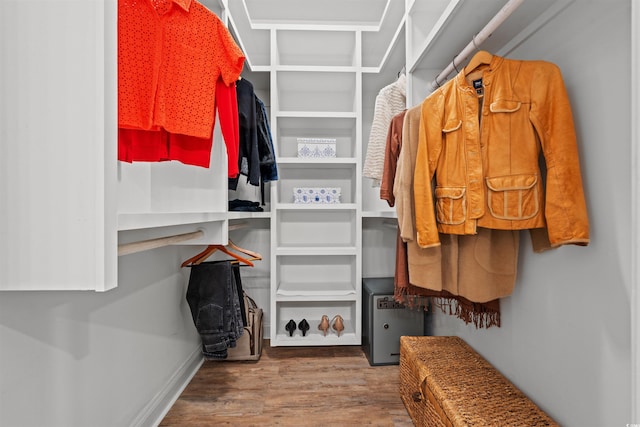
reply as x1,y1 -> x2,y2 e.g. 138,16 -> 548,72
0,247 -> 201,427
431,1 -> 633,426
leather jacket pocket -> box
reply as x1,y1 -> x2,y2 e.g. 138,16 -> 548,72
489,99 -> 522,113
486,174 -> 539,220
442,119 -> 462,132
435,186 -> 466,225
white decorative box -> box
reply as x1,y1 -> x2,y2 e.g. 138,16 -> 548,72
293,187 -> 341,204
297,138 -> 337,158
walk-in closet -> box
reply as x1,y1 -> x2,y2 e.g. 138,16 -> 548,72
0,0 -> 638,425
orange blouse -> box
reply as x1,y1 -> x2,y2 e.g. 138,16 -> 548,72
118,79 -> 240,172
118,0 -> 245,167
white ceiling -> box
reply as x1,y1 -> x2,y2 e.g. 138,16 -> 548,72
226,0 -> 405,73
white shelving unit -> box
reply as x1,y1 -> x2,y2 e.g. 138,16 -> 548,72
0,0 -> 232,291
226,0 -> 406,346
268,27 -> 363,345
115,0 -> 235,284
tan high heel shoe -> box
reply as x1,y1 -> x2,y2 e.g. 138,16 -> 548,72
318,315 -> 330,336
331,315 -> 345,337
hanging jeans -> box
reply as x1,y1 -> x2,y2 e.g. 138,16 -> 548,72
186,260 -> 245,359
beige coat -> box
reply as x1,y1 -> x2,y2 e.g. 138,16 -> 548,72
394,105 -> 519,303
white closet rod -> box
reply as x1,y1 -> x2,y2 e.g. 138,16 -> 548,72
118,231 -> 205,256
117,221 -> 250,256
228,221 -> 249,231
430,0 -> 525,90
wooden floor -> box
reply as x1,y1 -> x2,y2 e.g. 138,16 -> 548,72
160,341 -> 414,426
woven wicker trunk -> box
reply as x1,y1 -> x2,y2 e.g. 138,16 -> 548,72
399,336 -> 559,426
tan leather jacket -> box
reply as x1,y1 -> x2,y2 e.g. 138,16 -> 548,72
414,56 -> 590,249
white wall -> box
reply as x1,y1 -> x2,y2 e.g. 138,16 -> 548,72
430,1 -> 633,426
0,247 -> 202,427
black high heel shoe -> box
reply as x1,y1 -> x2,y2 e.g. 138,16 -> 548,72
298,319 -> 310,336
285,319 -> 297,337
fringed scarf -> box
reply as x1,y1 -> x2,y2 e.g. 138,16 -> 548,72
395,283 -> 501,329
393,232 -> 501,329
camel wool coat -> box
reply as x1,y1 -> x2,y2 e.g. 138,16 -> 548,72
394,105 -> 519,303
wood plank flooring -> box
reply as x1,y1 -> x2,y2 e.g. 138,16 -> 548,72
160,341 -> 414,426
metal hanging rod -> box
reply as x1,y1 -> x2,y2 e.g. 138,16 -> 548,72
430,0 -> 526,90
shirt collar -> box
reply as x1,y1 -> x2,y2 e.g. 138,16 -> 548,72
173,0 -> 192,12
147,0 -> 192,15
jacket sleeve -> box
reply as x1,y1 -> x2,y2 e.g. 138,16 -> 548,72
394,112 -> 412,241
363,90 -> 393,183
380,111 -> 406,207
394,105 -> 422,242
530,63 -> 590,247
413,95 -> 443,248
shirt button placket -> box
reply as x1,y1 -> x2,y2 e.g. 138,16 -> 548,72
465,93 -> 484,234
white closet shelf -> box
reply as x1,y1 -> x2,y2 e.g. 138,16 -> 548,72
273,297 -> 358,345
276,293 -> 357,303
408,0 -> 566,72
242,0 -> 389,29
362,210 -> 397,218
277,282 -> 355,296
275,246 -> 357,256
277,157 -> 357,165
276,203 -> 357,211
227,211 -> 272,220
276,111 -> 357,118
274,65 -> 359,73
251,21 -> 380,31
273,332 -> 359,346
117,212 -> 227,231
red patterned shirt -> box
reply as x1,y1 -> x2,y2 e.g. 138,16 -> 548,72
118,0 -> 244,167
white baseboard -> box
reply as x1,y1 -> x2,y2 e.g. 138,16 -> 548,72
130,345 -> 204,427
